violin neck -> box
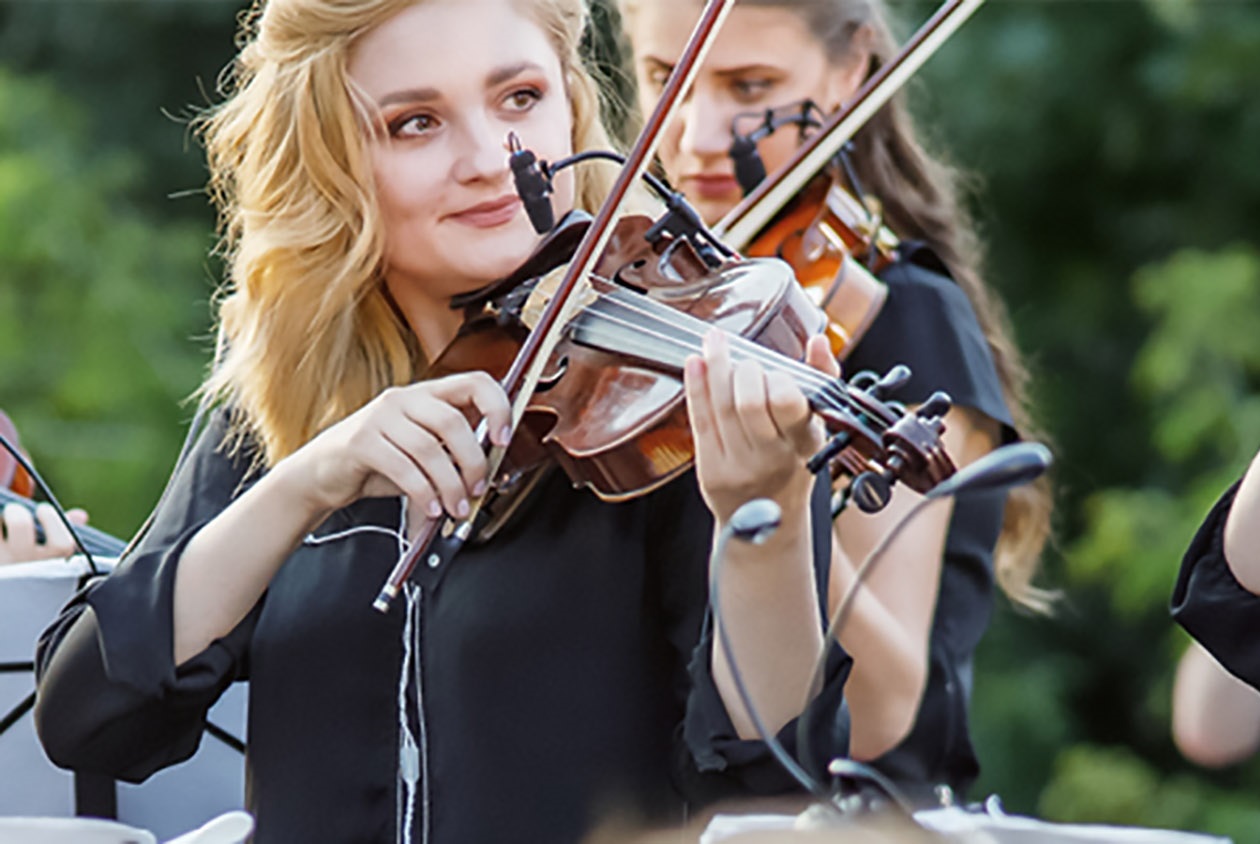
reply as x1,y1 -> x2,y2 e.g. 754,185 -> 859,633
0,487 -> 127,558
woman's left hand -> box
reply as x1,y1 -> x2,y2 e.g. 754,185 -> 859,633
684,330 -> 836,523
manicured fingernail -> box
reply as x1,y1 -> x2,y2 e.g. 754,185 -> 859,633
498,426 -> 513,446
472,479 -> 487,497
426,500 -> 442,518
456,499 -> 470,518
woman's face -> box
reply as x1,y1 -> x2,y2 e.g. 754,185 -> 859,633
350,0 -> 576,308
627,2 -> 866,225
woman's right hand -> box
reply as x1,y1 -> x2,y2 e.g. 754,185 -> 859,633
293,373 -> 513,531
0,503 -> 89,565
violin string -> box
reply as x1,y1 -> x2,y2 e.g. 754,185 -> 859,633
591,286 -> 900,434
577,290 -> 882,430
571,288 -> 886,430
578,293 -> 838,400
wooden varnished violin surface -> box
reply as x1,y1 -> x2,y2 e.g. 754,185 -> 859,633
435,210 -> 954,508
743,170 -> 895,361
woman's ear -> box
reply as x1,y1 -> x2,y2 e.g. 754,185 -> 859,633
823,24 -> 874,111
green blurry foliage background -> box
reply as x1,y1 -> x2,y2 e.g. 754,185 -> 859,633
2,0 -> 1260,835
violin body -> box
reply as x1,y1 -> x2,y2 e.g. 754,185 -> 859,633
745,174 -> 894,361
433,213 -> 827,501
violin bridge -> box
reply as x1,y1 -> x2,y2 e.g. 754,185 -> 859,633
520,264 -> 599,331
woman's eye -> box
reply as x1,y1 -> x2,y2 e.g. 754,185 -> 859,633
390,113 -> 439,138
732,78 -> 775,103
504,87 -> 543,112
646,67 -> 671,92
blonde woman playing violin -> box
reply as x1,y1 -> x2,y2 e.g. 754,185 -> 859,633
33,1 -> 855,842
621,0 -> 1053,803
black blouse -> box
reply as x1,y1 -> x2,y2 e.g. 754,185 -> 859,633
33,408 -> 847,844
844,247 -> 1016,801
1172,482 -> 1260,689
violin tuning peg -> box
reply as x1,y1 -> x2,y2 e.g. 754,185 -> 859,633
806,430 -> 854,476
852,471 -> 893,513
847,370 -> 879,391
871,364 -> 912,398
916,391 -> 952,421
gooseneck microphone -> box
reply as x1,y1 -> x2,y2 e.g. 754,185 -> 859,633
796,440 -> 1055,799
708,445 -> 1053,821
507,132 -> 555,235
926,441 -> 1052,500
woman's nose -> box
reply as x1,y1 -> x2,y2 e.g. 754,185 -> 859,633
678,92 -> 735,160
452,114 -> 511,185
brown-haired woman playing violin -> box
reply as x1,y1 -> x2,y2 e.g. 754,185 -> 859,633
621,0 -> 1053,803
32,2 -> 857,842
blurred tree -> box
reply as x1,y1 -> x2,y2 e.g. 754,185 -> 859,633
902,1 -> 1260,833
973,244 -> 1260,835
0,68 -> 213,537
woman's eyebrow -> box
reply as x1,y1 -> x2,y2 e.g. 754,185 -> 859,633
375,62 -> 543,108
486,61 -> 544,87
378,87 -> 440,108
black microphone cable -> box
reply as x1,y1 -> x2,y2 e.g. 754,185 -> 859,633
507,137 -> 737,265
708,497 -> 837,805
0,431 -> 101,575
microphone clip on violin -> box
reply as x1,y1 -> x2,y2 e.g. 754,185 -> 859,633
728,99 -> 826,196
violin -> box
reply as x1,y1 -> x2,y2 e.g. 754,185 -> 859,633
435,211 -> 953,502
0,409 -> 125,558
716,0 -> 986,359
0,409 -> 35,498
371,0 -> 955,612
743,169 -> 894,361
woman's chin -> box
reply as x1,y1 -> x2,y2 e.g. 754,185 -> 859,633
456,218 -> 546,277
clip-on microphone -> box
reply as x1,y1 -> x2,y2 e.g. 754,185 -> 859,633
727,99 -> 826,195
507,132 -> 556,235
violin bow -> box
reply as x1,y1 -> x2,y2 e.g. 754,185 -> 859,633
374,0 -> 737,612
715,0 -> 985,251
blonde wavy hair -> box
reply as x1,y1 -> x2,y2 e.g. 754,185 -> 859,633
621,0 -> 1054,610
195,0 -> 620,467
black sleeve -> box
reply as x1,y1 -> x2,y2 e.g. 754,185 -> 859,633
34,408 -> 262,782
847,249 -> 1016,441
1172,481 -> 1260,690
655,474 -> 851,801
